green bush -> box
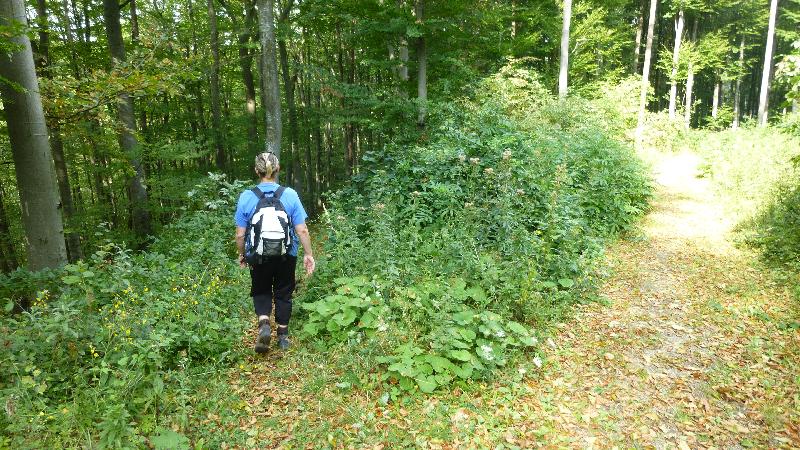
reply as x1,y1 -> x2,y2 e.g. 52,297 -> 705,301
297,65 -> 652,393
0,174 -> 250,448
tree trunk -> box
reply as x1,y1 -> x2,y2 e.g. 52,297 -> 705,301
415,0 -> 427,128
258,0 -> 282,156
684,18 -> 698,129
103,0 -> 152,240
733,37 -> 744,129
632,0 -> 644,73
712,80 -> 720,119
558,0 -> 572,98
0,0 -> 68,271
130,0 -> 140,42
758,0 -> 779,127
277,1 -> 299,186
225,0 -> 259,153
0,183 -> 19,273
668,9 -> 684,120
635,0 -> 658,146
207,0 -> 226,170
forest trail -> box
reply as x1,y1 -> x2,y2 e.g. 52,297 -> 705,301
233,150 -> 800,449
520,150 -> 800,448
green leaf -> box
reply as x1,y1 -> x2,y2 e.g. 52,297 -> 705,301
542,281 -> 557,289
62,275 -> 80,285
3,299 -> 13,313
558,278 -> 574,288
452,363 -> 474,379
334,308 -> 358,326
458,328 -> 477,341
150,428 -> 191,450
449,349 -> 473,362
415,376 -> 437,393
425,355 -> 455,373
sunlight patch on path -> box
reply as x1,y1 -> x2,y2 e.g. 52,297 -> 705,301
519,150 -> 800,449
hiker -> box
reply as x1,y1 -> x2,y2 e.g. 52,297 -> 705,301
234,151 -> 315,352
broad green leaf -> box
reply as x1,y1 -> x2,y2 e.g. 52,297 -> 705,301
558,278 -> 575,288
415,376 -> 437,393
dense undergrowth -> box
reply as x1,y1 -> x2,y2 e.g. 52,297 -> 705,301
694,123 -> 800,272
1,65 -> 652,447
297,65 -> 651,394
1,175 -> 253,448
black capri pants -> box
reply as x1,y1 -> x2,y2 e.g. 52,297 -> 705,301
249,255 -> 297,326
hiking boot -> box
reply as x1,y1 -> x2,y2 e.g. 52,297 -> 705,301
277,333 -> 290,350
254,319 -> 271,353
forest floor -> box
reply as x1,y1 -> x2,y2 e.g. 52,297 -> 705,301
229,149 -> 800,449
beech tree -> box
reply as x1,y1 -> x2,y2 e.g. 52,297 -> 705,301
636,0 -> 659,145
758,0 -> 780,126
559,0 -> 573,98
103,0 -> 152,239
259,0 -> 282,156
0,0 -> 68,271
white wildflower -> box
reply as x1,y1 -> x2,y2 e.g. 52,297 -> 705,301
502,149 -> 512,160
495,330 -> 506,338
469,157 -> 480,165
532,356 -> 543,369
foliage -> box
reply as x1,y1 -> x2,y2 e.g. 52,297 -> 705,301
297,66 -> 652,393
0,175 -> 252,448
777,41 -> 800,106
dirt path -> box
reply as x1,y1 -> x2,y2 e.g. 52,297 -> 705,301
232,150 -> 799,449
519,151 -> 800,448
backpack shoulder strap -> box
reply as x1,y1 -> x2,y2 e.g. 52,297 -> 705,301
250,187 -> 266,199
273,186 -> 287,200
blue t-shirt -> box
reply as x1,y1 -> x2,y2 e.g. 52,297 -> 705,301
235,182 -> 307,256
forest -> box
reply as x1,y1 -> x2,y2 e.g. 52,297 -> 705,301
2,0 -> 800,447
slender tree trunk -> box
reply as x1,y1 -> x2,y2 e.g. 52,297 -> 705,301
130,0 -> 140,42
635,0 -> 658,146
668,9 -> 684,120
39,0 -> 82,260
758,0 -> 779,126
225,0 -> 259,153
208,0 -> 226,170
277,1 -> 299,186
103,0 -> 152,240
632,0 -> 644,73
558,0 -> 572,98
733,37 -> 745,129
258,0 -> 282,156
684,18 -> 698,129
0,0 -> 68,271
712,80 -> 720,119
415,0 -> 427,128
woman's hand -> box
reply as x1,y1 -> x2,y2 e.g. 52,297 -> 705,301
303,254 -> 315,275
239,254 -> 248,269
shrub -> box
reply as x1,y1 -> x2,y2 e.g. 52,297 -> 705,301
0,175 -> 250,448
297,65 -> 652,393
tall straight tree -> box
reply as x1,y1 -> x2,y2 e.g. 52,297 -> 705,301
668,8 -> 685,119
633,0 -> 645,73
103,0 -> 152,239
559,0 -> 572,98
758,0 -> 779,126
416,0 -> 427,127
733,35 -> 745,128
636,0 -> 658,146
34,0 -> 83,262
684,18 -> 698,129
259,0 -> 282,156
207,0 -> 226,169
0,0 -> 68,271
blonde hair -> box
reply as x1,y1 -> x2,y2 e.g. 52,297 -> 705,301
254,152 -> 280,178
